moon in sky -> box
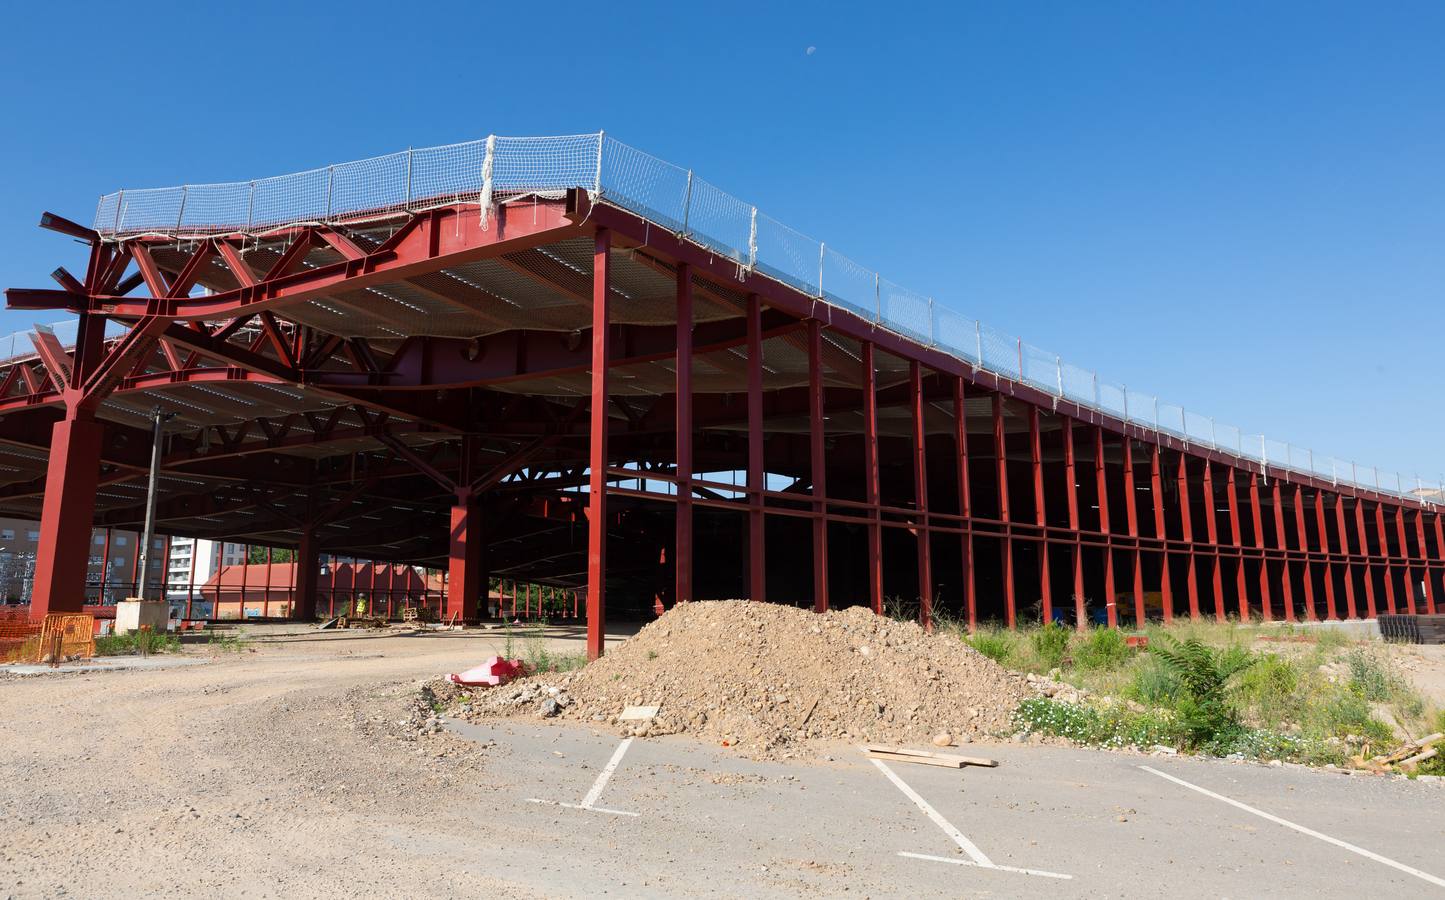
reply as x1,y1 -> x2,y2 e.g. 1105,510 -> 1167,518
806,46 -> 816,56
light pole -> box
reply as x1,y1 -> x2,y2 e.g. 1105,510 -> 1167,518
134,406 -> 175,601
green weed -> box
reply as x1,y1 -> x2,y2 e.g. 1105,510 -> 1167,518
1030,622 -> 1071,671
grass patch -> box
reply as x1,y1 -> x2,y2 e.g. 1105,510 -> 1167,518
955,616 -> 1441,770
94,629 -> 180,656
520,622 -> 588,674
203,629 -> 252,653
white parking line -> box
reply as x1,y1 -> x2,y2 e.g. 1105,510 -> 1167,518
870,758 -> 1073,881
1140,765 -> 1445,890
527,737 -> 639,817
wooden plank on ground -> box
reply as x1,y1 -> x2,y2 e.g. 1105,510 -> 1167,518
860,744 -> 999,769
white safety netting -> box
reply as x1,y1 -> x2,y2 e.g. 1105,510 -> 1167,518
75,132 -> 1442,505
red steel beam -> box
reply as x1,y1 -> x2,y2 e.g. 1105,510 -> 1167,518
1152,445 -> 1172,623
1251,473 -> 1272,621
1177,452 -> 1199,620
1317,490 -> 1338,620
1029,405 -> 1049,626
862,341 -> 883,614
1203,462 -> 1225,622
809,319 -> 829,613
1227,466 -> 1248,621
1271,479 -> 1295,622
1376,502 -> 1396,614
911,361 -> 932,628
1294,485 -> 1317,621
675,262 -> 693,606
993,393 -> 1014,627
1065,418 -> 1083,626
28,412 -> 105,619
1336,495 -> 1358,619
586,228 -> 611,659
952,377 -> 975,630
1355,499 -> 1377,617
1096,426 -> 1116,628
747,294 -> 766,604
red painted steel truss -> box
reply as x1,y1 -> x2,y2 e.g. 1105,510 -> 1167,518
5,193 -> 1441,658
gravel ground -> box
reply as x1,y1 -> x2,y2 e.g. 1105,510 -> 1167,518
0,627 -> 584,899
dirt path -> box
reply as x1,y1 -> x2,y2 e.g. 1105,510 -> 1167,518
0,628 -> 583,898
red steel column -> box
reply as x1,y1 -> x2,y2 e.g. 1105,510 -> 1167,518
263,545 -> 273,618
1028,406 -> 1049,626
911,363 -> 933,627
1395,507 -> 1414,615
747,294 -> 766,604
1316,491 -> 1337,620
447,493 -> 483,622
1251,473 -> 1273,621
1293,486 -> 1317,621
1376,502 -> 1396,614
809,320 -> 829,612
1202,462 -> 1225,622
953,378 -> 976,630
1122,437 -> 1143,626
1095,426 -> 1116,628
1227,468 -> 1248,620
1177,453 -> 1199,620
675,262 -> 694,605
1064,419 -> 1085,627
993,394 -> 1015,627
293,529 -> 318,620
586,228 -> 612,658
1416,510 -> 1436,615
1152,445 -> 1172,623
30,412 -> 106,619
1271,480 -> 1295,621
1355,498 -> 1377,617
1335,494 -> 1358,618
861,342 -> 883,614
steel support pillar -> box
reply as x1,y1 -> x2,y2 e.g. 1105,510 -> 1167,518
1294,486 -> 1316,621
29,413 -> 105,619
952,377 -> 976,630
1151,445 -> 1172,623
1376,503 -> 1396,614
1178,453 -> 1199,620
862,341 -> 883,614
993,393 -> 1014,627
675,262 -> 693,605
1202,462 -> 1224,622
1096,426 -> 1115,627
1064,418 -> 1084,627
1251,473 -> 1272,621
1227,467 -> 1248,620
586,228 -> 611,659
1028,407 -> 1049,626
809,320 -> 829,612
911,361 -> 932,628
1337,496 -> 1357,619
746,294 -> 766,604
446,493 -> 483,623
1417,511 -> 1437,615
293,528 -> 319,621
1317,491 -> 1337,619
1356,499 -> 1377,617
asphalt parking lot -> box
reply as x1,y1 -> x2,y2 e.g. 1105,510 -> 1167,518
451,718 -> 1445,898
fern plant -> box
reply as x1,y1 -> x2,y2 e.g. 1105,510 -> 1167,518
1149,635 -> 1255,749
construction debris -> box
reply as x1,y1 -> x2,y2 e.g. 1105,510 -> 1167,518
1363,732 -> 1443,772
449,656 -> 525,687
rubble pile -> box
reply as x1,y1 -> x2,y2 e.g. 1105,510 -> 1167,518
462,600 -> 1038,755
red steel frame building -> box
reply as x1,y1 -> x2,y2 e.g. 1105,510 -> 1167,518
4,142 -> 1442,658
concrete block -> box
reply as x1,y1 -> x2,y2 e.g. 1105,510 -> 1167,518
115,599 -> 170,635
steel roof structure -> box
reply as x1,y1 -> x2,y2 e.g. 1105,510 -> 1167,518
6,134 -> 1441,656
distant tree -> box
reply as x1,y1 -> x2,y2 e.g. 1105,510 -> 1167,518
247,546 -> 296,565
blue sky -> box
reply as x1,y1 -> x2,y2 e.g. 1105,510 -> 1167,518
1,1 -> 1441,479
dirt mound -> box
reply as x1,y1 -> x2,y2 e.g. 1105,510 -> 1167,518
470,601 -> 1036,756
